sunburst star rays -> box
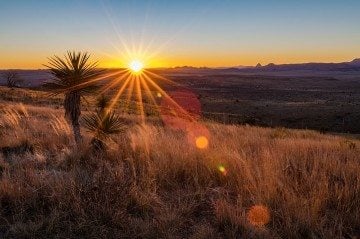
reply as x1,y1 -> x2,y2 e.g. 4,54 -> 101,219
95,67 -> 197,126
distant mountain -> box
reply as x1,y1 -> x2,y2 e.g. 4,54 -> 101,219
2,59 -> 359,88
150,59 -> 360,76
0,69 -> 50,87
245,59 -> 360,72
164,58 -> 360,75
234,65 -> 251,69
349,58 -> 360,66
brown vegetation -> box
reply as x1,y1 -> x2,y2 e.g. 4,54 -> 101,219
0,87 -> 359,238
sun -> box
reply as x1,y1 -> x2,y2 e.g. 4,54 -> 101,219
129,60 -> 144,73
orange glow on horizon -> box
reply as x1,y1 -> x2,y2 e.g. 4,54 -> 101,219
0,41 -> 358,69
0,51 -> 359,69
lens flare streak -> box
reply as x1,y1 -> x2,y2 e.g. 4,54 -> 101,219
102,68 -> 195,123
92,60 -> 212,152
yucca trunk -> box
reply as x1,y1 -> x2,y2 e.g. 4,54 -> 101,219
64,91 -> 82,145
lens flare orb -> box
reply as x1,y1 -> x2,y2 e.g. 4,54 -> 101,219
196,136 -> 209,149
218,165 -> 228,176
247,205 -> 271,227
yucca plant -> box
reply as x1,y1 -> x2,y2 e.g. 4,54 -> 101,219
83,95 -> 126,151
44,51 -> 105,145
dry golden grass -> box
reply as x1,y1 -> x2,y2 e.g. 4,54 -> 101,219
0,87 -> 359,238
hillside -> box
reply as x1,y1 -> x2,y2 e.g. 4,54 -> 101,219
247,58 -> 360,72
2,58 -> 360,87
1,68 -> 360,135
0,87 -> 359,238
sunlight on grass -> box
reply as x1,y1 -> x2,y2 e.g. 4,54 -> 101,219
0,96 -> 359,238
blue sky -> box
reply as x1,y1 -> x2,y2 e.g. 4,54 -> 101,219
1,0 -> 360,68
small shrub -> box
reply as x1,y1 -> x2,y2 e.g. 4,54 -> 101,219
83,95 -> 127,151
269,127 -> 290,139
340,139 -> 356,150
2,71 -> 23,88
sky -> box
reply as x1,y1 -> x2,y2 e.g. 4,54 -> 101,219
1,0 -> 360,69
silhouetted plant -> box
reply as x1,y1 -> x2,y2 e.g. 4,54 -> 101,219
2,71 -> 23,88
44,51 -> 105,145
83,95 -> 126,151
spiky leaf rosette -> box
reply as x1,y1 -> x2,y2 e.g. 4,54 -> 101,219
43,51 -> 105,95
83,111 -> 126,140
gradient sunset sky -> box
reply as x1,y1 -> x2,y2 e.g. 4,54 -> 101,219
1,0 -> 360,69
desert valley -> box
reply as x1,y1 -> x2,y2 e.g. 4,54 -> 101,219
1,0 -> 360,238
0,59 -> 359,238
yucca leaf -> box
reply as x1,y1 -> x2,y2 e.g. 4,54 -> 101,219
43,51 -> 106,95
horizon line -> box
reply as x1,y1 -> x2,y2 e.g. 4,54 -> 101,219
0,57 -> 359,71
